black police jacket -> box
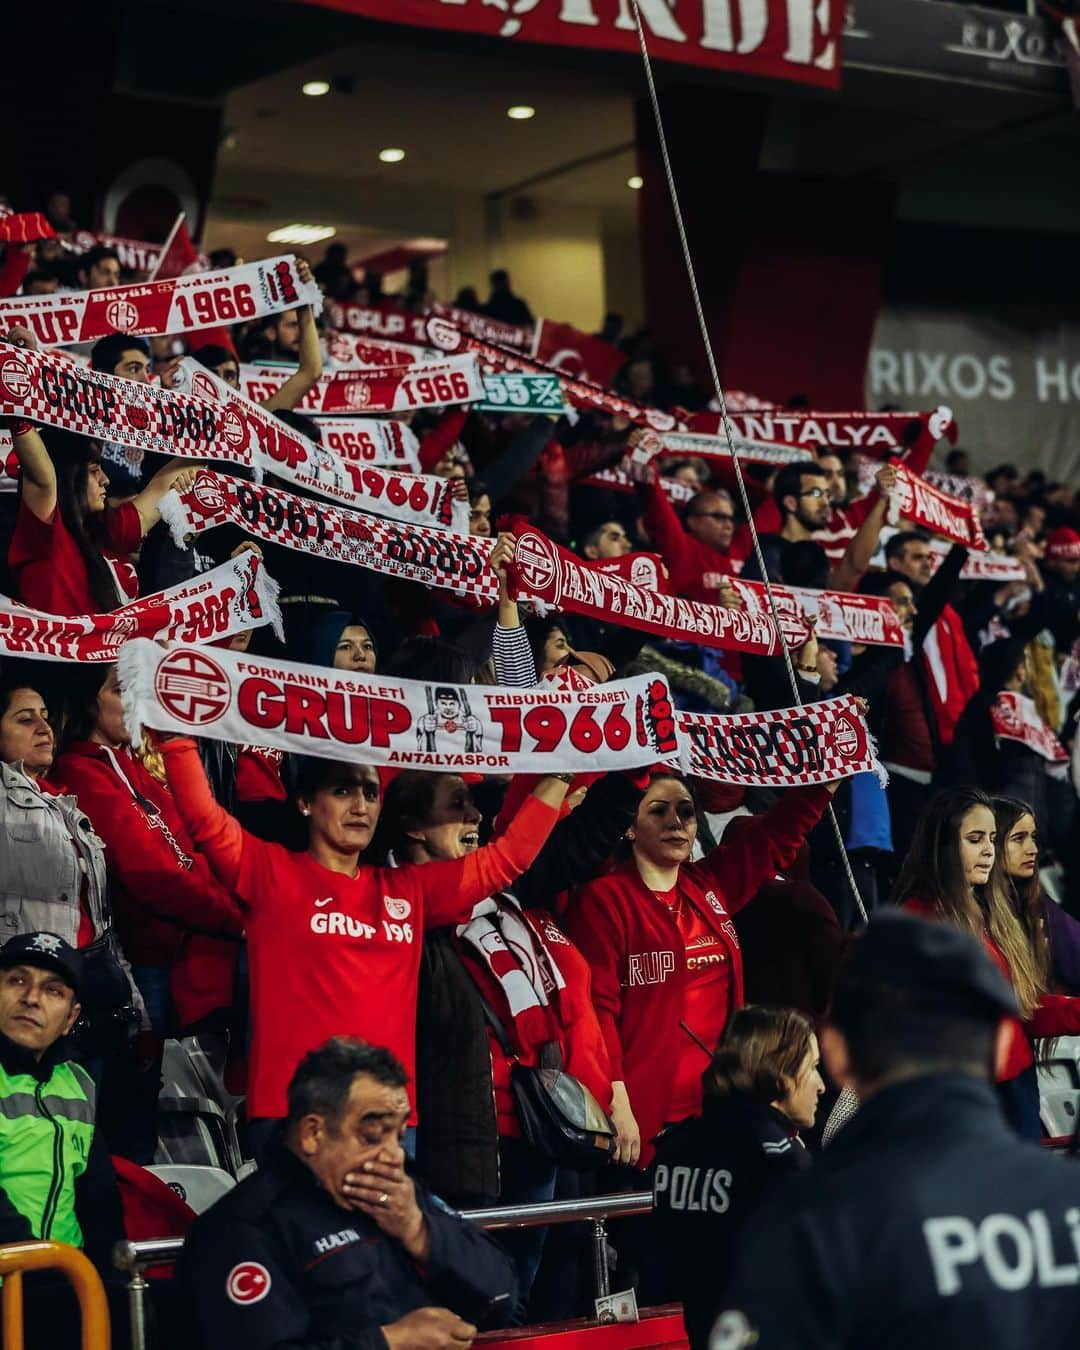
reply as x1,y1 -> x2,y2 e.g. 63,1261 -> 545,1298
647,1094 -> 809,1347
714,1074 -> 1080,1349
177,1144 -> 517,1350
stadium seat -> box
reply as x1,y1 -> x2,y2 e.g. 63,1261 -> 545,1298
147,1164 -> 236,1214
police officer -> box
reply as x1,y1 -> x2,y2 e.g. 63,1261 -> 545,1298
712,912 -> 1080,1349
180,1036 -> 517,1349
648,1007 -> 822,1346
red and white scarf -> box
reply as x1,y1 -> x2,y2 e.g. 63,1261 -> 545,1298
678,694 -> 882,787
926,538 -> 1026,583
991,692 -> 1068,763
117,639 -> 679,775
326,300 -> 533,352
0,256 -> 320,348
326,331 -> 426,369
161,470 -> 501,605
690,406 -> 956,459
508,527 -> 800,656
238,353 -> 483,414
0,344 -> 254,464
654,429 -> 812,469
71,230 -> 209,275
311,415 -> 420,472
578,466 -> 696,504
0,552 -> 280,662
179,360 -> 465,532
732,578 -> 905,649
425,316 -> 680,431
923,470 -> 995,515
457,896 -> 566,1019
888,463 -> 988,551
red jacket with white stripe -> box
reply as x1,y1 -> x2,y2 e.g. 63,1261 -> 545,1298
565,786 -> 832,1166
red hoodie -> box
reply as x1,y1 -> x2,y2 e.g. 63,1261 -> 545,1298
159,737 -> 560,1120
565,785 -> 832,1166
904,897 -> 1080,1081
52,742 -> 243,969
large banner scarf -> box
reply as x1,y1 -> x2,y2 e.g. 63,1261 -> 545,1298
117,639 -> 681,775
689,406 -> 957,459
424,316 -> 682,431
508,527 -> 803,656
118,640 -> 879,789
0,552 -> 281,663
238,354 -> 484,414
991,692 -> 1068,763
0,256 -> 321,348
326,332 -> 427,369
310,416 -> 420,472
678,694 -> 882,788
888,463 -> 988,551
579,465 -> 696,504
327,300 -> 533,352
161,470 -> 501,606
0,344 -> 255,464
926,538 -> 1026,583
177,360 -> 465,533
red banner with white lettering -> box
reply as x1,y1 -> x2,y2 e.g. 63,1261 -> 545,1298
531,318 -> 625,387
888,463 -> 988,552
0,257 -> 319,347
302,0 -> 843,90
508,527 -> 798,655
238,355 -> 483,414
689,406 -> 957,458
0,552 -> 280,662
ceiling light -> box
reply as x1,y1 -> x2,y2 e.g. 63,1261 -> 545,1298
378,147 -> 406,164
302,80 -> 331,97
507,105 -> 536,120
266,224 -> 336,245
627,175 -> 644,190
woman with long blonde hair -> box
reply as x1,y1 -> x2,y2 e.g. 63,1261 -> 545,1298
896,786 -> 1080,1138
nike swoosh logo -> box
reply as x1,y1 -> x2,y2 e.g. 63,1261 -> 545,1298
314,896 -> 334,908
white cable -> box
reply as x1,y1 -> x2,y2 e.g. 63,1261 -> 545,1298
628,0 -> 868,925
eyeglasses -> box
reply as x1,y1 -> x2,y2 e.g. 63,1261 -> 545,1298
799,487 -> 827,500
689,511 -> 735,523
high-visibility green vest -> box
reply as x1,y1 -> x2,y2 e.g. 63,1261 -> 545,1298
0,1057 -> 96,1248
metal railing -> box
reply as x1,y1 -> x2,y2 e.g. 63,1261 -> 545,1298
0,1240 -> 112,1350
114,1190 -> 653,1350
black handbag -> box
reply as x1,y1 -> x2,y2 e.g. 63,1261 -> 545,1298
476,988 -> 615,1170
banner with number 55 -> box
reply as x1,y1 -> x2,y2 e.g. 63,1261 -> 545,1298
239,354 -> 484,414
0,257 -> 321,348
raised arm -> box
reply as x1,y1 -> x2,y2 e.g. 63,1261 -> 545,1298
159,736 -> 260,897
415,781 -> 569,926
6,421 -> 56,522
830,465 -> 895,592
687,783 -> 836,916
131,463 -> 200,536
262,260 -> 324,413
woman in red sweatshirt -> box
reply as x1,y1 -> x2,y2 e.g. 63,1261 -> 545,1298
898,786 -> 1080,1139
565,773 -> 837,1169
157,735 -> 569,1144
53,665 -> 245,1038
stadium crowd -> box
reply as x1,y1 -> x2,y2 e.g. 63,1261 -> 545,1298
3,203 -> 1080,1350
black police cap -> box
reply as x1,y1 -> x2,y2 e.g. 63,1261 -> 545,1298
840,911 -> 1018,1019
0,932 -> 83,996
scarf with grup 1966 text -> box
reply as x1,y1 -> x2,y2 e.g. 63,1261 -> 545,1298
0,255 -> 320,347
117,639 -> 681,776
175,359 -> 466,533
160,469 -> 502,606
238,353 -> 484,414
0,551 -> 281,662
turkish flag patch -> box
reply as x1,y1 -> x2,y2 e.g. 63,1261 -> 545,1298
226,1261 -> 272,1305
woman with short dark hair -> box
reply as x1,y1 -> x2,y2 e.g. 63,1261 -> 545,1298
649,1006 -> 824,1346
